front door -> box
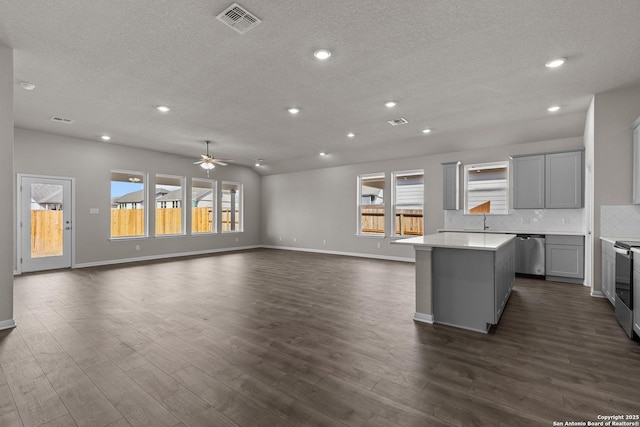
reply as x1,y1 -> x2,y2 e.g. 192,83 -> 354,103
20,176 -> 73,272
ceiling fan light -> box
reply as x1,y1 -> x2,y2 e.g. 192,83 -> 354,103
200,162 -> 215,170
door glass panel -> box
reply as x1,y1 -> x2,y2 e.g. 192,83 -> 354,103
30,183 -> 64,258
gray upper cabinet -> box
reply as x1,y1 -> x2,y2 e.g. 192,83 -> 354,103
632,118 -> 640,204
511,150 -> 583,209
512,155 -> 545,209
442,161 -> 460,210
545,151 -> 583,209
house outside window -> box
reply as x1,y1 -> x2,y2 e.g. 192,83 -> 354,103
392,170 -> 424,236
221,182 -> 242,232
464,161 -> 509,215
192,178 -> 216,234
358,173 -> 385,236
155,174 -> 185,236
110,170 -> 147,238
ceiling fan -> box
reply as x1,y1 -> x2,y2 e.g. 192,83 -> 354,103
193,141 -> 229,176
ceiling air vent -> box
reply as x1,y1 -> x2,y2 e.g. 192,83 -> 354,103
387,118 -> 409,126
50,116 -> 74,124
216,3 -> 261,34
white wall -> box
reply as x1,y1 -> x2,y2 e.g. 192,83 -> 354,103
261,135 -> 584,260
0,45 -> 14,329
592,82 -> 640,292
14,128 -> 262,269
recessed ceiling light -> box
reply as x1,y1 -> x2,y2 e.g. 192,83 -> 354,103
156,105 -> 170,113
20,82 -> 36,91
288,107 -> 300,115
319,152 -> 327,156
545,58 -> 566,68
347,132 -> 355,138
255,163 -> 261,167
547,105 -> 561,112
421,128 -> 432,134
101,135 -> 111,141
314,49 -> 331,60
385,101 -> 397,108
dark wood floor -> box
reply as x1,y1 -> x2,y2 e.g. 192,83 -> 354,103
1,249 -> 639,426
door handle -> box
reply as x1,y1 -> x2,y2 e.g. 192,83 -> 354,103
65,226 -> 71,230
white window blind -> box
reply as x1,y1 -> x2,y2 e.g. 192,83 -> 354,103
465,161 -> 508,214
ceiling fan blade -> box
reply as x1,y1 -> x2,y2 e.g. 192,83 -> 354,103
213,161 -> 228,166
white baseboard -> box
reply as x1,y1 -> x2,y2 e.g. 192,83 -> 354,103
0,319 -> 16,331
590,290 -> 606,298
261,245 -> 414,263
413,312 -> 434,324
75,245 -> 261,268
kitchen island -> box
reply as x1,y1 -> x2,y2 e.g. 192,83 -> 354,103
394,232 -> 516,333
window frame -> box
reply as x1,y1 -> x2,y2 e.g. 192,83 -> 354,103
221,181 -> 243,233
463,160 -> 509,215
191,178 -> 217,235
391,169 -> 424,237
357,173 -> 386,237
110,169 -> 148,240
155,174 -> 186,237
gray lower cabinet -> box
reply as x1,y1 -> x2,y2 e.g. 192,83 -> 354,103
545,235 -> 584,282
442,161 -> 460,210
512,155 -> 545,209
634,254 -> 640,336
633,118 -> 640,204
511,150 -> 583,209
601,240 -> 615,305
432,239 -> 515,333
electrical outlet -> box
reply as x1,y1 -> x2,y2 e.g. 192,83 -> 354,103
323,239 -> 327,245
135,245 -> 140,251
279,236 -> 282,242
235,237 -> 239,242
377,242 -> 381,248
562,217 -> 569,224
293,237 -> 297,243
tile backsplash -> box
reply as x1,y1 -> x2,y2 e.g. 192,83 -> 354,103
601,205 -> 640,237
445,208 -> 585,233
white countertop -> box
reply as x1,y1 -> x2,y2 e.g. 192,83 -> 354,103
440,228 -> 584,236
600,236 -> 640,245
393,232 -> 516,251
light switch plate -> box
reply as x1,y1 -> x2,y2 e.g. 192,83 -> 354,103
89,208 -> 99,214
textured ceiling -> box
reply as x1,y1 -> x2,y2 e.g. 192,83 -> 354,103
1,0 -> 640,175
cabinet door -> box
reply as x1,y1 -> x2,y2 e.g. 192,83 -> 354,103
633,123 -> 640,204
442,162 -> 460,210
634,273 -> 640,336
545,151 -> 583,208
512,155 -> 545,209
546,244 -> 584,279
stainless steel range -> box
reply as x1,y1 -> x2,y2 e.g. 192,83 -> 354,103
613,240 -> 639,338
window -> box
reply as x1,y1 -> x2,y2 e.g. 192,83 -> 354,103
110,170 -> 147,238
464,161 -> 509,215
392,170 -> 424,236
221,182 -> 242,232
192,178 -> 216,234
155,174 -> 185,236
358,173 -> 385,235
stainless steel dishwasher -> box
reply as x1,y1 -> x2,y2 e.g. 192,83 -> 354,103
515,234 -> 545,276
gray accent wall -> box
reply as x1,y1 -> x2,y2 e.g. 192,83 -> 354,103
0,45 -> 14,326
592,82 -> 640,293
13,128 -> 262,270
261,136 -> 583,260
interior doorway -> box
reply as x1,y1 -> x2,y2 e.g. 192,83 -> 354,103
19,175 -> 73,272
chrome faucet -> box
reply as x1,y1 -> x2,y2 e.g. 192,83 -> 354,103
483,213 -> 489,230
